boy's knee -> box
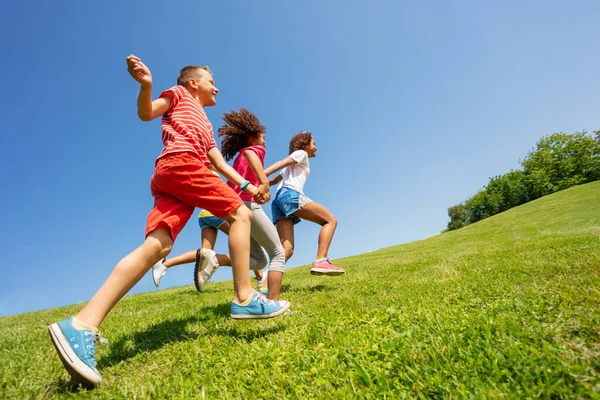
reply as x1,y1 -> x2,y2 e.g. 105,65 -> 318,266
148,239 -> 172,260
226,205 -> 252,224
146,228 -> 173,259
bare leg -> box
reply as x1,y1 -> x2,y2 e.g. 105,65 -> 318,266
76,228 -> 173,328
275,218 -> 295,262
292,201 -> 337,259
224,205 -> 254,304
163,250 -> 196,268
164,225 -> 233,268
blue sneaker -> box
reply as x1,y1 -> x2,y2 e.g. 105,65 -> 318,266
230,290 -> 290,320
48,317 -> 108,388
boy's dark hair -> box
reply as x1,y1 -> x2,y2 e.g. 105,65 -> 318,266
289,131 -> 313,154
218,108 -> 265,161
177,66 -> 212,87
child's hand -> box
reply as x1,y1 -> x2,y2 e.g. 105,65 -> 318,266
126,54 -> 152,87
247,184 -> 270,204
255,183 -> 271,204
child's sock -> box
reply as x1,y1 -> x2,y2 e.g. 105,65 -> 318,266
72,317 -> 99,333
314,258 -> 327,263
234,295 -> 254,307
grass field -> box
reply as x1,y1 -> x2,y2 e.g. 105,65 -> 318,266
1,181 -> 599,399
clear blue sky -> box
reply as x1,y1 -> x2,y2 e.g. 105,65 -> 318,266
1,1 -> 599,317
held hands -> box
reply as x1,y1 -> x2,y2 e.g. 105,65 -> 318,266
247,183 -> 271,204
126,54 -> 152,87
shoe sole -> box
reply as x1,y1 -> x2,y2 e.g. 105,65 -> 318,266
193,249 -> 205,292
48,323 -> 101,388
230,301 -> 291,320
310,268 -> 345,276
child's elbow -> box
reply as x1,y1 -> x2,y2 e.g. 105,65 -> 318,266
138,112 -> 152,121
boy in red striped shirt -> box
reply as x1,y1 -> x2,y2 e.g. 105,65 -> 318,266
48,55 -> 290,388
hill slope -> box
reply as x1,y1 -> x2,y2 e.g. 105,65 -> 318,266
1,182 -> 599,399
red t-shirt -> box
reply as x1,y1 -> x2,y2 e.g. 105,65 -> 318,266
227,145 -> 266,201
156,85 -> 216,166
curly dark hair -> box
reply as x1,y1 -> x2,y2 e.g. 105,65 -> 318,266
288,131 -> 313,154
218,108 -> 266,161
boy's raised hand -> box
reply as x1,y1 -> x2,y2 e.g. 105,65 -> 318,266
126,54 -> 152,87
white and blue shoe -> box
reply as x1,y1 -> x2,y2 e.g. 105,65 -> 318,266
230,290 -> 290,320
48,317 -> 108,388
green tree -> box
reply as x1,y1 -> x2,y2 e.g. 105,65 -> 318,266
446,202 -> 470,231
485,170 -> 531,212
521,131 -> 600,198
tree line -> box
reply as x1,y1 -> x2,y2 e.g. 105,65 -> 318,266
446,130 -> 600,231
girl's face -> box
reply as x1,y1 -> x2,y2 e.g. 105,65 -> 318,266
305,138 -> 317,158
248,132 -> 266,148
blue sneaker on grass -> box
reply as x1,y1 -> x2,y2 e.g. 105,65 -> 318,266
48,317 -> 108,388
230,290 -> 290,320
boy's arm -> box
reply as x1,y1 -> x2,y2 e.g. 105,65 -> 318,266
126,54 -> 171,121
243,149 -> 271,202
208,148 -> 269,204
264,156 -> 297,176
137,87 -> 172,121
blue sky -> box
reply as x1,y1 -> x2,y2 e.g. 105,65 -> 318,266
1,1 -> 599,317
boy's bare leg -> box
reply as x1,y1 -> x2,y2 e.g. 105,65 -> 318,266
76,228 -> 173,328
224,205 -> 254,304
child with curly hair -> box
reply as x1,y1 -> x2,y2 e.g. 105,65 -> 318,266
218,108 -> 287,300
265,131 -> 345,277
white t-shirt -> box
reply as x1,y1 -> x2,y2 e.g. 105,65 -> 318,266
277,150 -> 310,194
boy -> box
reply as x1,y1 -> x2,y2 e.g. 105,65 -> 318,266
48,55 -> 290,388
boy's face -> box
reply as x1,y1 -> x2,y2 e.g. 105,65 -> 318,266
305,138 -> 317,158
189,70 -> 219,107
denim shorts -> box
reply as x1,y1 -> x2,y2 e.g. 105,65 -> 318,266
198,215 -> 226,230
271,187 -> 312,225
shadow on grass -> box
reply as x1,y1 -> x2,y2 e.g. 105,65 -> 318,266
284,284 -> 334,294
49,377 -> 88,395
96,302 -> 284,369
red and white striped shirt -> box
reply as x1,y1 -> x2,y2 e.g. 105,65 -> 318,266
156,85 -> 216,165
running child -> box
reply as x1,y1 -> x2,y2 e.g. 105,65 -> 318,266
265,131 -> 345,277
47,55 -> 290,388
219,108 -> 287,300
151,207 -> 268,291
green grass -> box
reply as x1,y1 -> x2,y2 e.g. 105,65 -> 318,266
2,182 -> 600,399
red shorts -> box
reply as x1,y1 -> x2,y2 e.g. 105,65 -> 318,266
145,152 -> 244,240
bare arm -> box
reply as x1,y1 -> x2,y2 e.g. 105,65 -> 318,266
137,88 -> 171,121
244,149 -> 269,185
264,156 -> 298,176
126,54 -> 171,121
244,149 -> 270,202
208,148 -> 267,203
269,175 -> 283,187
208,148 -> 250,187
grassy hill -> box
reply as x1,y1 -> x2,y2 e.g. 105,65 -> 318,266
1,182 -> 599,399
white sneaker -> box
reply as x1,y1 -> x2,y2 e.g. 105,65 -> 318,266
194,249 -> 219,292
152,259 -> 167,287
255,269 -> 268,288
